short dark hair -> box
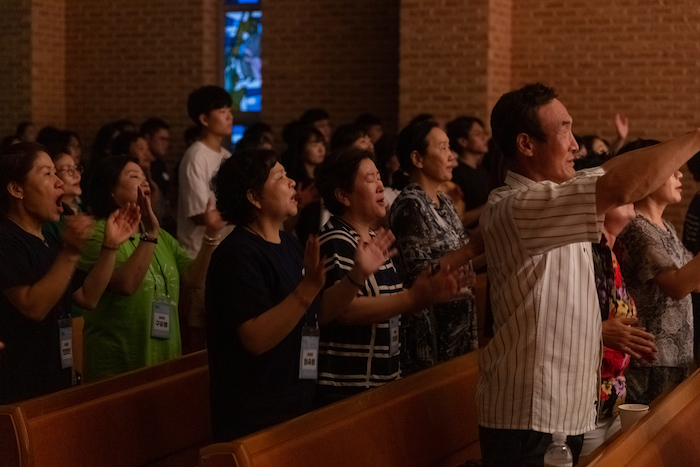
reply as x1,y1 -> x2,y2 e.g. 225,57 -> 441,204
316,147 -> 375,216
15,122 -> 33,138
688,151 -> 700,182
407,113 -> 435,127
330,124 -> 369,152
187,86 -> 232,127
36,126 -> 72,158
110,131 -> 143,157
213,149 -> 279,225
396,119 -> 440,173
445,116 -> 484,152
490,82 -> 557,160
573,151 -> 608,171
617,138 -> 661,156
299,108 -> 330,125
0,142 -> 47,215
140,118 -> 170,136
87,155 -> 138,219
354,113 -> 382,129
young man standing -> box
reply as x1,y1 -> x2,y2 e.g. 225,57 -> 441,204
178,85 -> 234,351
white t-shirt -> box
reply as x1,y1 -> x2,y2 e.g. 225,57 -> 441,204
177,141 -> 232,256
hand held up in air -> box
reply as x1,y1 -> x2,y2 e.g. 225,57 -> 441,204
351,228 -> 397,283
137,185 -> 159,238
103,202 -> 141,249
298,235 -> 326,301
409,263 -> 460,309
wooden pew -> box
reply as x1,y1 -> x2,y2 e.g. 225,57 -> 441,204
580,366 -> 700,466
0,350 -> 211,467
199,350 -> 481,467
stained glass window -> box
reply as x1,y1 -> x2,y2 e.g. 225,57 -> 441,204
224,10 -> 262,113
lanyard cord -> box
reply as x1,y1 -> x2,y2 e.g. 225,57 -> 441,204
128,237 -> 169,298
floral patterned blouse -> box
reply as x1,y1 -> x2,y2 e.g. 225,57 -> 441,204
389,182 -> 478,374
592,235 -> 636,419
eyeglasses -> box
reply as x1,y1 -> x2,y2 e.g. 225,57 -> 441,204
57,165 -> 83,177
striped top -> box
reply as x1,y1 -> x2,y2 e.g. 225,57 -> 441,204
478,168 -> 605,435
318,216 -> 403,388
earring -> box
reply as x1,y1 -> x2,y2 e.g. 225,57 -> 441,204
20,196 -> 23,200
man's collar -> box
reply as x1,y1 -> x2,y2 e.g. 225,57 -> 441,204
504,170 -> 537,189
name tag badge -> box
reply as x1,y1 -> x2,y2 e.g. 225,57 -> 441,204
389,316 -> 400,356
58,318 -> 73,369
151,299 -> 174,339
299,326 -> 320,380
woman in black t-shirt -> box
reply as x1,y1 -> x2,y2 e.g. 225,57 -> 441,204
0,143 -> 137,403
206,148 -> 392,441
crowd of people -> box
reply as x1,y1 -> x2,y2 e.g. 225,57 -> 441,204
2,82 -> 700,466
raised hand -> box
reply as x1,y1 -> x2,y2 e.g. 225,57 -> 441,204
409,264 -> 459,309
203,198 -> 227,237
602,316 -> 657,362
104,202 -> 140,248
137,185 -> 159,238
295,183 -> 319,210
301,235 -> 326,295
615,113 -> 629,140
353,228 -> 397,279
63,213 -> 96,256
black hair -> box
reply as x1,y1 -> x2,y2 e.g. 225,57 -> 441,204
616,138 -> 661,156
285,125 -> 325,185
87,155 -> 138,219
187,85 -> 232,127
36,126 -> 72,158
15,122 -> 33,139
354,113 -> 382,129
407,113 -> 435,127
244,121 -> 273,137
110,131 -> 144,157
573,151 -> 608,171
373,133 -> 398,184
579,134 -> 611,158
490,82 -> 557,160
316,147 -> 375,216
213,148 -> 279,225
236,122 -> 274,151
140,118 -> 170,136
89,120 -> 134,168
396,119 -> 440,173
687,151 -> 700,182
0,142 -> 48,215
330,124 -> 369,152
299,108 -> 330,126
445,116 -> 485,153
183,125 -> 200,147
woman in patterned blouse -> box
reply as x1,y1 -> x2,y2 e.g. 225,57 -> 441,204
618,139 -> 699,405
389,119 -> 485,374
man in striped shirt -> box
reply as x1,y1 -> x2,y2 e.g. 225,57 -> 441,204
478,82 -> 700,466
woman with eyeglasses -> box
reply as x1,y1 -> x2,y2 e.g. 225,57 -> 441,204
43,150 -> 85,240
0,143 -> 137,403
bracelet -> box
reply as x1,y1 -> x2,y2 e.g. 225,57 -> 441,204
101,244 -> 119,251
140,233 -> 158,244
202,233 -> 221,247
346,271 -> 365,288
291,289 -> 312,309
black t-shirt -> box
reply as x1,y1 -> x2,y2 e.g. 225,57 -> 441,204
0,220 -> 76,403
451,161 -> 490,211
205,226 -> 316,441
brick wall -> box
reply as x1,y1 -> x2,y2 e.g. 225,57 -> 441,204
511,0 -> 700,232
399,0 -> 490,128
64,0 -> 221,165
261,0 -> 400,140
32,0 -> 66,129
0,0 -> 32,139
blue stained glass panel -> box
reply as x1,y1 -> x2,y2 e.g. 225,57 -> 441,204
224,11 -> 262,112
231,125 -> 247,145
225,0 -> 259,4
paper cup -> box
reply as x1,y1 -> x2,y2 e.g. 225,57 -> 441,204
618,403 -> 649,433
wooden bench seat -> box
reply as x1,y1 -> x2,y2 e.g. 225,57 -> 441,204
0,350 -> 211,467
580,366 -> 700,466
199,350 -> 481,467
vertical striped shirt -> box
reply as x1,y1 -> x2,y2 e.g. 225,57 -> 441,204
478,168 -> 605,435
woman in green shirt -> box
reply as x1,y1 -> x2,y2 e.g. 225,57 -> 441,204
79,155 -> 225,381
